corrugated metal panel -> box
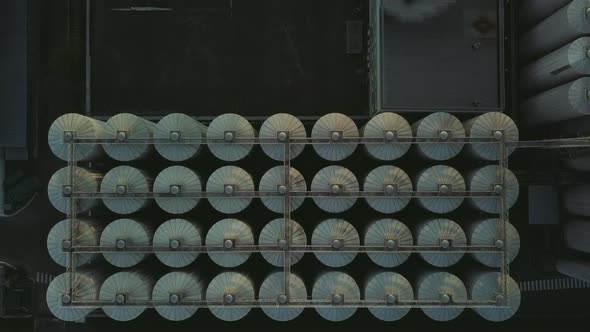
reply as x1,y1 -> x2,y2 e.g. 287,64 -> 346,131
46,272 -> 100,321
311,113 -> 359,161
382,0 -> 456,23
259,273 -> 307,321
48,167 -> 101,214
469,219 -> 520,268
99,272 -> 153,321
416,219 -> 466,267
153,219 -> 201,268
48,113 -> 106,161
412,112 -> 465,161
415,165 -> 466,214
206,272 -> 255,321
100,219 -> 152,268
152,272 -> 202,321
556,259 -> 590,283
47,219 -> 100,267
311,219 -> 360,268
100,166 -> 152,215
468,166 -> 520,214
364,272 -> 413,321
103,113 -> 157,161
258,218 -> 307,267
361,112 -> 412,161
206,218 -> 254,268
312,272 -> 360,322
206,113 -> 256,162
564,219 -> 590,253
363,166 -> 412,214
154,113 -> 207,162
464,112 -> 519,160
206,166 -> 254,214
364,218 -> 413,268
311,166 -> 359,213
153,166 -> 202,214
563,185 -> 590,216
417,272 -> 467,321
259,113 -> 307,161
259,166 -> 306,214
470,272 -> 521,322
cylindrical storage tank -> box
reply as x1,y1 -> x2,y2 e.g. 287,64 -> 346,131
152,272 -> 203,321
154,113 -> 207,161
47,219 -> 101,267
522,38 -> 590,94
311,166 -> 359,213
48,113 -> 106,161
521,78 -> 590,126
464,112 -> 519,160
311,113 -> 359,161
103,113 -> 156,161
206,218 -> 254,268
563,185 -> 590,216
417,272 -> 467,321
311,219 -> 360,268
382,0 -> 456,23
312,272 -> 360,322
206,272 -> 255,322
153,166 -> 202,215
469,272 -> 521,322
153,218 -> 201,268
416,219 -> 466,267
258,218 -> 307,267
363,166 -> 412,214
99,272 -> 153,321
361,112 -> 412,161
564,219 -> 590,253
364,219 -> 413,268
48,167 -> 101,214
46,272 -> 101,321
206,166 -> 254,214
100,218 -> 152,268
520,0 -> 590,61
468,166 -> 520,214
556,258 -> 590,283
100,166 -> 152,215
519,0 -> 573,29
364,272 -> 413,321
469,219 -> 520,268
415,165 -> 466,214
412,112 -> 465,161
206,113 -> 256,162
258,272 -> 307,321
259,166 -> 307,214
259,113 -> 307,161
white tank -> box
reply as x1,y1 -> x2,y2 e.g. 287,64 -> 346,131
417,272 -> 467,321
311,219 -> 360,268
100,166 -> 152,215
364,218 -> 413,268
207,113 -> 256,162
206,218 -> 254,268
519,0 -> 573,28
47,219 -> 101,267
469,272 -> 521,322
259,113 -> 307,161
311,166 -> 359,213
259,166 -> 307,214
153,218 -> 201,268
469,219 -> 520,268
311,113 -> 359,161
258,272 -> 307,321
363,166 -> 412,214
312,272 -> 360,322
412,112 -> 465,161
382,0 -> 456,23
46,272 -> 100,321
364,272 -> 413,321
206,166 -> 255,214
258,218 -> 307,267
99,272 -> 153,321
415,165 -> 466,214
468,166 -> 520,214
47,166 -> 101,214
416,218 -> 466,267
154,113 -> 207,161
103,113 -> 157,161
464,112 -> 519,160
153,166 -> 202,214
361,112 -> 412,161
206,272 -> 255,322
564,219 -> 590,253
563,185 -> 590,216
48,113 -> 106,161
152,272 -> 203,321
100,218 -> 152,268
